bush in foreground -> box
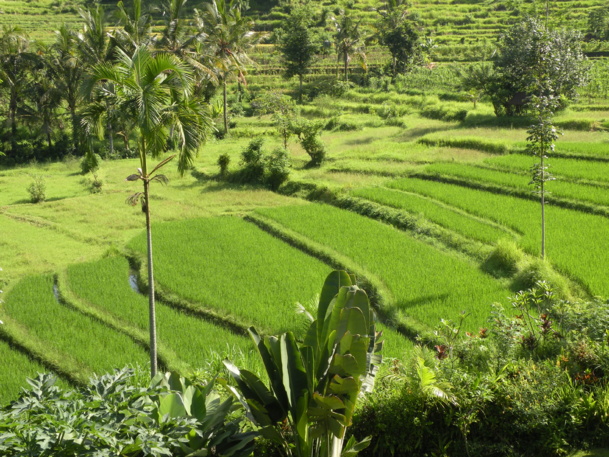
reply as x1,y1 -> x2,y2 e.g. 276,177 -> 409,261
351,282 -> 609,457
0,368 -> 255,456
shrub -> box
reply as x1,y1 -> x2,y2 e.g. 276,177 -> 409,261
27,175 -> 46,203
265,148 -> 291,190
240,138 -> 266,183
217,152 -> 231,177
483,238 -> 525,278
236,139 -> 291,190
88,173 -> 103,194
80,152 -> 101,174
290,118 -> 326,166
0,368 -> 256,456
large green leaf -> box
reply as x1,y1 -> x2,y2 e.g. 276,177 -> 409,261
341,435 -> 371,457
223,361 -> 285,423
248,327 -> 289,410
280,333 -> 308,410
335,307 -> 367,346
318,271 -> 353,325
159,392 -> 187,419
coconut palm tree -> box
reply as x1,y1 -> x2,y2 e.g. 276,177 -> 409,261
0,26 -> 35,157
83,46 -> 211,377
198,0 -> 257,135
331,11 -> 367,82
46,25 -> 86,155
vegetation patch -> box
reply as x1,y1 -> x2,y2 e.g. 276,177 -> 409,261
255,204 -> 512,334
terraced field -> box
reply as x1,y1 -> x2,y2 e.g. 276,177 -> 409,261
2,0 -> 609,406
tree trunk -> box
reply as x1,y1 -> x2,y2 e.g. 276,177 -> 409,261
106,100 -> 114,156
540,153 -> 545,259
343,53 -> 349,82
70,106 -> 80,155
299,74 -> 303,103
9,87 -> 17,155
223,77 -> 228,135
141,148 -> 158,378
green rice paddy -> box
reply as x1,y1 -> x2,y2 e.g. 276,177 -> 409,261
255,203 -> 512,332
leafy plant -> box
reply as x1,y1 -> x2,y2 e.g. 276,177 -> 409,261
265,148 -> 291,191
224,270 -> 383,457
27,174 -> 46,203
290,118 -> 326,167
218,152 -> 231,177
0,368 -> 255,457
80,151 -> 101,174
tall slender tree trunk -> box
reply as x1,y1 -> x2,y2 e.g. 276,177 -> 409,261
299,74 -> 303,103
9,88 -> 17,155
223,77 -> 228,135
141,148 -> 158,378
106,100 -> 114,156
343,53 -> 349,82
540,153 -> 546,259
70,106 -> 80,155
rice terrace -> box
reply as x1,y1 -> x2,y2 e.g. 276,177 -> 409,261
2,0 -> 609,455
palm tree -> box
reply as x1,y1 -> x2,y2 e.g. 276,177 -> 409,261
47,25 -> 86,155
199,0 -> 257,135
76,4 -> 121,156
331,11 -> 367,82
0,26 -> 34,157
113,0 -> 154,54
83,46 -> 211,377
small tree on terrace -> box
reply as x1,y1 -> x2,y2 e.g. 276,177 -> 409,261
587,6 -> 609,41
83,46 -> 210,377
377,1 -> 422,78
275,4 -> 320,102
331,11 -> 366,82
199,0 -> 257,135
526,28 -> 561,260
489,17 -> 588,116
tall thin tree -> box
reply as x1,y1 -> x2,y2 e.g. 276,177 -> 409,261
83,46 -> 211,377
199,0 -> 257,135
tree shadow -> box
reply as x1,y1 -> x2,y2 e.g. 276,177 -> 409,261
460,113 -> 532,129
397,293 -> 450,310
342,136 -> 379,146
394,125 -> 459,142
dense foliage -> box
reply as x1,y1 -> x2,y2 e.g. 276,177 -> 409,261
351,283 -> 609,457
0,368 -> 255,456
225,270 -> 382,457
489,17 -> 589,116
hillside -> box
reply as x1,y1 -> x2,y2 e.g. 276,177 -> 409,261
3,0 -> 608,58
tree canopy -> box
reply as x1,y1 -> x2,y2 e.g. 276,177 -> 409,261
489,17 -> 589,116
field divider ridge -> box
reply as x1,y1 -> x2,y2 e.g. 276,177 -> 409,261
280,180 -> 495,262
245,212 -> 439,345
55,269 -> 188,374
126,250 -> 252,338
412,171 -> 609,218
374,186 -> 521,240
1,211 -> 105,246
0,310 -> 87,387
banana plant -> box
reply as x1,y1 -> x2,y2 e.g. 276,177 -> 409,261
224,271 -> 383,457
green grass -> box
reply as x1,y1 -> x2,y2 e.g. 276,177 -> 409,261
425,162 -> 609,207
486,154 -> 609,183
255,203 -> 511,333
2,275 -> 149,376
351,186 -> 513,244
0,338 -> 67,404
388,177 -> 609,296
128,216 -> 333,335
65,256 -> 258,372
